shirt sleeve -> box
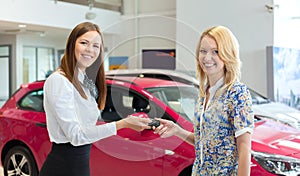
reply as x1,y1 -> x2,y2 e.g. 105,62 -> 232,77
227,83 -> 254,137
44,73 -> 117,146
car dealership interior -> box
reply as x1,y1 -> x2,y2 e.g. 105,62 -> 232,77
0,0 -> 299,105
1,0 -> 300,175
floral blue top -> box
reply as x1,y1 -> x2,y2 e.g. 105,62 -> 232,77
192,78 -> 254,176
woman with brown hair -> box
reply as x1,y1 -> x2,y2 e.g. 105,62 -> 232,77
39,22 -> 151,176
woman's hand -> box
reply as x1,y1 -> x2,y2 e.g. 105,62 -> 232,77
153,118 -> 178,138
116,114 -> 152,131
153,119 -> 195,145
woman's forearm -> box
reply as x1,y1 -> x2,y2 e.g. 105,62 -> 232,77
175,126 -> 195,145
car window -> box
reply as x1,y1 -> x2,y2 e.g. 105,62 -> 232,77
146,86 -> 198,122
101,85 -> 173,123
249,89 -> 270,104
18,89 -> 44,112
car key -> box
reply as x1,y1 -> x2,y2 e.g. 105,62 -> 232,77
148,119 -> 160,128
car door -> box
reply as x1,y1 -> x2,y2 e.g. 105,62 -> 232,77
90,85 -> 164,176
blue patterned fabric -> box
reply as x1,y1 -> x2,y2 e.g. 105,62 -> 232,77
192,81 -> 254,176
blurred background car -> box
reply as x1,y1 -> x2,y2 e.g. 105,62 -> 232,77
1,76 -> 300,175
106,69 -> 300,129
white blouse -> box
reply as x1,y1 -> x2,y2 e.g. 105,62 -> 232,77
43,70 -> 117,146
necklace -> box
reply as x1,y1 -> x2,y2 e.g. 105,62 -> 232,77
82,74 -> 98,99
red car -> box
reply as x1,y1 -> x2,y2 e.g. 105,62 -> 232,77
0,76 -> 300,176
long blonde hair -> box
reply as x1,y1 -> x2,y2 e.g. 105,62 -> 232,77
195,26 -> 241,98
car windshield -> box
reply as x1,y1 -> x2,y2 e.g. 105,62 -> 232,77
146,86 -> 198,122
250,89 -> 270,104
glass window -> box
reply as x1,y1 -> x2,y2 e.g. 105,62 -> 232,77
0,46 -> 9,55
146,86 -> 198,122
37,48 -> 54,80
0,45 -> 10,107
250,89 -> 269,104
23,46 -> 55,83
23,47 -> 36,83
18,89 -> 44,112
101,85 -> 173,123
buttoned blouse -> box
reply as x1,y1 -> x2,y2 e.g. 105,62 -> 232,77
43,70 -> 117,146
192,78 -> 254,176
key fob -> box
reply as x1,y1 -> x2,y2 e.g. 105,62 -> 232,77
148,119 -> 160,128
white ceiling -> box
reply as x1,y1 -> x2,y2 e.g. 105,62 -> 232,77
0,20 -> 70,40
0,0 -> 122,40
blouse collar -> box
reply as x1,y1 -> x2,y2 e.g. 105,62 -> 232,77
207,77 -> 224,100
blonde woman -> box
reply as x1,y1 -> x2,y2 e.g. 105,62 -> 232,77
154,26 -> 254,176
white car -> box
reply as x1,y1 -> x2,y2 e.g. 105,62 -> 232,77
106,69 -> 300,129
250,89 -> 300,128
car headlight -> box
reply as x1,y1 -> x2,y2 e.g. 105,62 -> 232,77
252,151 -> 300,175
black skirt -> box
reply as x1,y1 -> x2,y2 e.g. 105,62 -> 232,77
39,143 -> 92,176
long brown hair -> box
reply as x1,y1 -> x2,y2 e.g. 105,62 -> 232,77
196,26 -> 241,98
59,22 -> 106,110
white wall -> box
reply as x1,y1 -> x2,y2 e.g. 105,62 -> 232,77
274,0 -> 300,48
176,0 -> 274,97
107,0 -> 176,68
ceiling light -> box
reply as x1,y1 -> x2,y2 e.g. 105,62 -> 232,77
18,24 -> 27,28
39,32 -> 46,37
85,12 -> 97,20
